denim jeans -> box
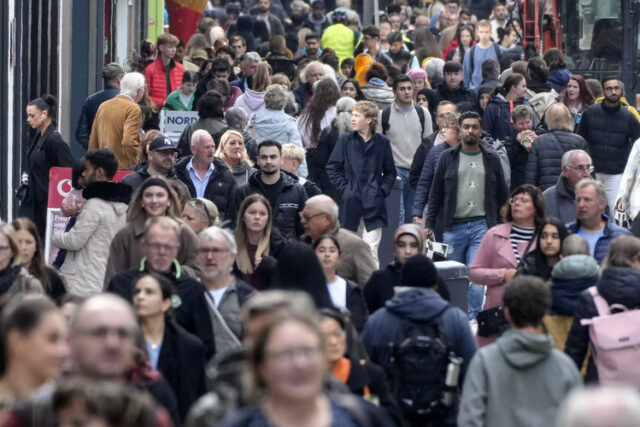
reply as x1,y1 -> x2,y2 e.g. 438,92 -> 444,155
443,218 -> 488,319
396,167 -> 415,225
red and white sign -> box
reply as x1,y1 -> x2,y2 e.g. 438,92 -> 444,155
44,167 -> 133,263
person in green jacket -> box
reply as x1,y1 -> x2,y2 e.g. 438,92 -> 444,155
163,70 -> 198,111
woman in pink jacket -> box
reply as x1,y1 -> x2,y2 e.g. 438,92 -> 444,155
470,184 -> 547,347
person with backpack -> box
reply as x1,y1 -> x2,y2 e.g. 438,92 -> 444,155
429,62 -> 477,119
565,234 -> 640,384
361,255 -> 477,427
462,20 -> 504,90
459,275 -> 582,427
379,75 -> 433,225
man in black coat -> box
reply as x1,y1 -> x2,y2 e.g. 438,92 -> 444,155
174,130 -> 236,221
525,103 -> 589,191
106,216 -> 216,361
578,77 -> 640,209
76,62 -> 124,149
229,140 -> 308,238
429,61 -> 477,118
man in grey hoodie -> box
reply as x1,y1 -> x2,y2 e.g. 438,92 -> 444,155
459,275 -> 582,427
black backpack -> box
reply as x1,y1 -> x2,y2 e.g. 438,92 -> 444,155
381,105 -> 427,140
389,308 -> 453,420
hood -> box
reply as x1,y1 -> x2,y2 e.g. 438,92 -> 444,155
497,329 -> 553,369
82,181 -> 132,205
548,68 -> 572,85
248,169 -> 297,189
436,81 -> 470,95
489,93 -> 508,106
237,15 -> 253,32
361,85 -> 394,103
597,267 -> 640,308
240,89 -> 265,109
551,254 -> 599,280
554,174 -> 574,199
367,77 -> 389,88
385,288 -> 448,321
255,109 -> 295,130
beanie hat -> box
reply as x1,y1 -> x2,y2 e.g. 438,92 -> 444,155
406,68 -> 427,81
400,255 -> 439,288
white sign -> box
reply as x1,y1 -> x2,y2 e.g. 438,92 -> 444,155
160,110 -> 200,136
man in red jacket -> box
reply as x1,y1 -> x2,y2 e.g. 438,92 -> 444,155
144,33 -> 185,109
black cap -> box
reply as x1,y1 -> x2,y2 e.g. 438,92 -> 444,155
148,135 -> 177,152
312,0 -> 325,8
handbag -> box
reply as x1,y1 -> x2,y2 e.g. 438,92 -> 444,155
476,306 -> 508,337
14,183 -> 30,204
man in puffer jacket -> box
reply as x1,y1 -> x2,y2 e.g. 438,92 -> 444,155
525,103 -> 588,191
143,33 -> 185,110
542,234 -> 599,352
578,78 -> 640,209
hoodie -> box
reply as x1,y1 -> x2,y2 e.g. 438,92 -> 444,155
234,89 -> 266,115
361,78 -> 395,111
459,329 -> 581,427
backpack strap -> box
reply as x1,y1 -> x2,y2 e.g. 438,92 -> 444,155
549,132 -> 565,155
381,106 -> 392,135
493,43 -> 502,61
587,286 -> 612,316
415,105 -> 425,136
469,44 -> 476,76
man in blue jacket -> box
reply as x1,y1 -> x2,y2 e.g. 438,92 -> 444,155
362,255 -> 476,427
566,178 -> 630,263
75,63 -> 124,149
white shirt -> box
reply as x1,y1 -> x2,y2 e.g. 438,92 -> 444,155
208,287 -> 228,307
327,276 -> 348,309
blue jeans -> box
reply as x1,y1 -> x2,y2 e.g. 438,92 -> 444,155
443,219 -> 488,320
396,167 -> 415,225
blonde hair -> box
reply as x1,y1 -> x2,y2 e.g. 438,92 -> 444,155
216,130 -> 253,167
0,223 -> 21,267
281,143 -> 305,164
138,130 -> 162,165
235,194 -> 272,274
602,235 -> 640,269
127,177 -> 183,222
353,100 -> 379,133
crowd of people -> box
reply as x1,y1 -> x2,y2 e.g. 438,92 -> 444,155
7,0 -> 640,426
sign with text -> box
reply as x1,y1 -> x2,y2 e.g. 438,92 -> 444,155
160,110 -> 199,137
44,167 -> 133,264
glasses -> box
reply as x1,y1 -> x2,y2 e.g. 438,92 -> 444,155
509,197 -> 532,205
198,247 -> 228,256
265,346 -> 322,365
300,212 -> 325,221
603,86 -> 621,92
78,326 -> 135,341
145,242 -> 179,252
566,164 -> 594,173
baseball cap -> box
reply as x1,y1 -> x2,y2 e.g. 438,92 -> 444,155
312,0 -> 325,8
191,49 -> 208,60
149,135 -> 178,152
102,62 -> 124,80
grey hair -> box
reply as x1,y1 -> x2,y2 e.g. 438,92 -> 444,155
561,234 -> 590,257
225,107 -> 248,129
120,72 -> 146,98
545,103 -> 574,131
191,129 -> 212,149
575,178 -> 606,203
199,226 -> 237,256
306,195 -> 339,222
562,149 -> 591,168
556,386 -> 640,427
424,58 -> 445,82
511,105 -> 534,122
264,84 -> 288,110
241,51 -> 261,65
301,61 -> 324,83
336,96 -> 356,114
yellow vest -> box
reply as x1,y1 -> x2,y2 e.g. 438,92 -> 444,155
321,23 -> 355,65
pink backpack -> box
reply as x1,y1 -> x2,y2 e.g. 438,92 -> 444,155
581,286 -> 640,386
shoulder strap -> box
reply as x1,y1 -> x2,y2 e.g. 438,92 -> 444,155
204,291 -> 243,347
587,286 -> 612,316
415,105 -> 425,136
493,42 -> 502,59
381,106 -> 391,135
549,132 -> 565,155
470,44 -> 476,75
